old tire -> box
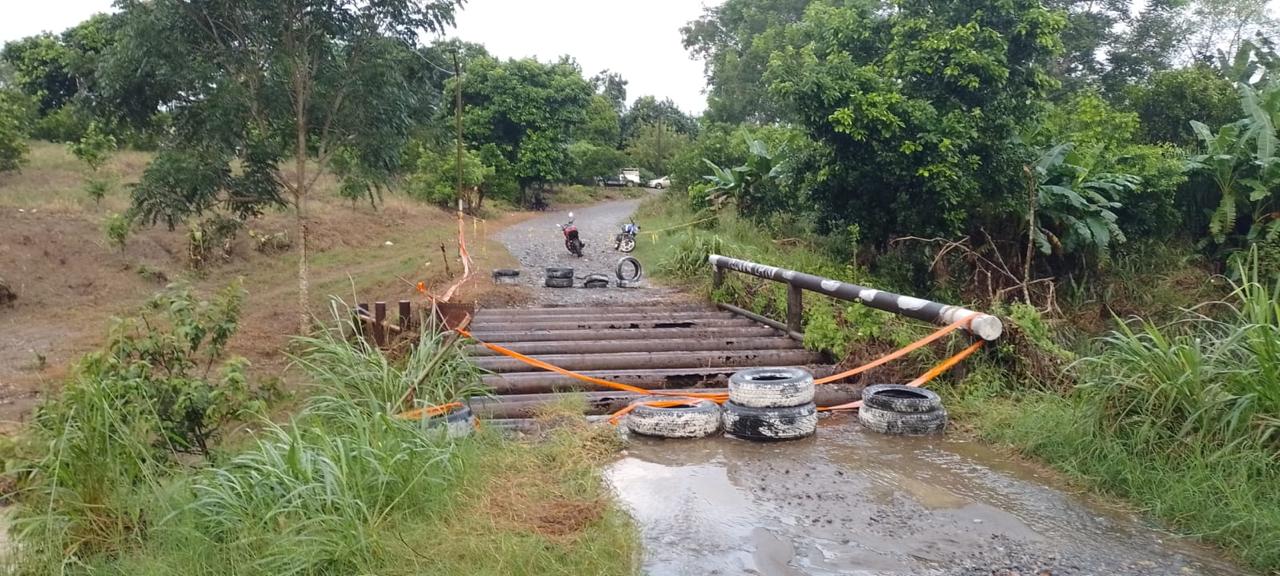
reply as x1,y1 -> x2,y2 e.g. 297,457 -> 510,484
626,397 -> 722,439
616,257 -> 643,282
861,384 -> 943,414
545,267 -> 574,279
722,401 -> 817,441
582,274 -> 610,288
545,277 -> 574,288
728,367 -> 814,408
857,405 -> 947,435
423,405 -> 477,439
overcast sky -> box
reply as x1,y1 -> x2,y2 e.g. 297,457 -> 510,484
0,0 -> 720,114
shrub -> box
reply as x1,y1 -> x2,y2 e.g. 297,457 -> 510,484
13,283 -> 265,563
0,89 -> 33,172
103,212 -> 131,251
1131,66 -> 1240,147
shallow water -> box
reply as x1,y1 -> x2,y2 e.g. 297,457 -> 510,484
605,417 -> 1250,576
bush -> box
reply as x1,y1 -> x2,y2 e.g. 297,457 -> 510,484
1131,66 -> 1240,147
568,140 -> 626,183
103,212 -> 131,251
32,102 -> 92,143
13,283 -> 265,564
0,89 -> 34,172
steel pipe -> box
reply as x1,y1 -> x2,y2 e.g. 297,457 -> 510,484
481,365 -> 836,395
466,326 -> 782,343
465,336 -> 800,357
468,317 -> 755,333
709,254 -> 1003,341
470,348 -> 824,373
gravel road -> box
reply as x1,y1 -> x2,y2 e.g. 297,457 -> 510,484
494,196 -> 695,307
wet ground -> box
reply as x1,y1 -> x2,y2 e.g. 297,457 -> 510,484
492,197 -> 1249,576
495,196 -> 695,307
607,416 -> 1249,576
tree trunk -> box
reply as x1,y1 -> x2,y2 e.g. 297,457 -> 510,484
295,92 -> 310,335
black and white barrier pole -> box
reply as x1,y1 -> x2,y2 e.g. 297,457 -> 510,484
709,254 -> 1003,341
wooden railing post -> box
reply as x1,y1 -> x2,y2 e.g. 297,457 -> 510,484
398,300 -> 412,332
373,301 -> 387,346
786,283 -> 803,333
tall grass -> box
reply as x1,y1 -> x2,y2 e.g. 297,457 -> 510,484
957,254 -> 1280,572
290,299 -> 487,419
7,298 -> 636,576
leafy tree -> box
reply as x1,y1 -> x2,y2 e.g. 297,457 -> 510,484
701,139 -> 795,215
1184,0 -> 1280,64
625,121 -> 689,176
1,34 -> 77,115
681,0 -> 808,124
0,89 -> 33,172
568,141 -> 627,183
118,0 -> 460,331
766,0 -> 1065,245
406,144 -> 494,210
621,96 -> 698,144
1045,0 -> 1133,91
590,69 -> 628,115
1131,66 -> 1241,146
460,56 -> 594,201
1101,0 -> 1190,93
582,94 -> 622,147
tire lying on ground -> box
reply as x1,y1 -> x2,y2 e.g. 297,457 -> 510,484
582,273 -> 610,288
421,404 -> 478,439
492,269 -> 520,285
615,257 -> 642,282
722,401 -> 817,441
861,384 -> 943,413
544,276 -> 574,288
728,367 -> 814,408
545,267 -> 574,279
626,397 -> 722,439
857,404 -> 947,435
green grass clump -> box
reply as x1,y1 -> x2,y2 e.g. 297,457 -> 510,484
6,295 -> 637,576
952,255 -> 1280,572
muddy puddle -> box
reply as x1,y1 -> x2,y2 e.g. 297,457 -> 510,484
606,416 -> 1250,576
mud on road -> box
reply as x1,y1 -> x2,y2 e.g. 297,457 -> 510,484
494,196 -> 696,307
608,417 -> 1248,576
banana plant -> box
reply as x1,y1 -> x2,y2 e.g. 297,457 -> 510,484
1029,143 -> 1135,260
701,139 -> 788,213
1186,81 -> 1280,246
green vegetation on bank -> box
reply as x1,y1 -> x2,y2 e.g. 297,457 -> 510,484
2,291 -> 636,575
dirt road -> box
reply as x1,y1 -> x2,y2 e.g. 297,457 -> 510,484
494,196 -> 695,307
489,196 -> 1251,576
607,418 -> 1249,576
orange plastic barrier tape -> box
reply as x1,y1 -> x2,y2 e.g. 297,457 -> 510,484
397,401 -> 464,421
812,313 -> 976,385
819,339 -> 985,412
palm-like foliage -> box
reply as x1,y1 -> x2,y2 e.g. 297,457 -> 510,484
701,139 -> 789,213
1031,143 -> 1135,259
1187,81 -> 1280,247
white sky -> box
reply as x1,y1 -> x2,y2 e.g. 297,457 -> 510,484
0,0 -> 720,114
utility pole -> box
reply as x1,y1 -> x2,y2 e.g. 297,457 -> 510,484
453,49 -> 464,210
656,118 -> 664,176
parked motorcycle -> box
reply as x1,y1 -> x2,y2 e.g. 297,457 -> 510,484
558,212 -> 584,257
615,218 -> 639,253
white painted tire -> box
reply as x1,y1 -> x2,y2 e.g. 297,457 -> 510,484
728,367 -> 814,408
626,397 -> 722,439
857,405 -> 947,435
722,401 -> 817,441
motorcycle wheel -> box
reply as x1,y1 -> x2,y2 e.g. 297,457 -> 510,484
619,236 -> 636,253
572,240 -> 584,257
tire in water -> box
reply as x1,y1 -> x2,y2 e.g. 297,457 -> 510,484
626,397 -> 722,439
861,384 -> 943,414
857,404 -> 947,435
722,401 -> 817,441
